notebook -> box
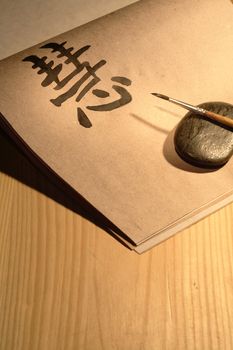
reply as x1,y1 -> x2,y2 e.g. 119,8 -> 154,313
0,0 -> 233,253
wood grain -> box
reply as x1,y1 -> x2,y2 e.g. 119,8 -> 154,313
0,130 -> 233,350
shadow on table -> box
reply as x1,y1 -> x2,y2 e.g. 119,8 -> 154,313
0,128 -> 133,249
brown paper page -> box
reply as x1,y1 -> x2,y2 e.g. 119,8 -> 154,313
0,0 -> 233,247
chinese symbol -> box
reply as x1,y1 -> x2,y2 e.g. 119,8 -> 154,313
22,41 -> 132,128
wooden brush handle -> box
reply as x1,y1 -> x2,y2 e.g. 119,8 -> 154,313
204,110 -> 233,128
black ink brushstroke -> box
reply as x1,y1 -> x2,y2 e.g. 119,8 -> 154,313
22,41 -> 133,128
23,55 -> 62,86
77,107 -> 92,128
112,76 -> 132,86
92,89 -> 110,98
51,60 -> 106,106
87,85 -> 132,111
41,42 -> 91,67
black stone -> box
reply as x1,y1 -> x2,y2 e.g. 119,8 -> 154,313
174,102 -> 233,168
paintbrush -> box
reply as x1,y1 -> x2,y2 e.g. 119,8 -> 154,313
152,93 -> 233,129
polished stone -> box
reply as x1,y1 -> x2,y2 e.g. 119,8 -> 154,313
174,102 -> 233,168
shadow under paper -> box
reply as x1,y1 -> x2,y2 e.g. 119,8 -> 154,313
0,127 -> 134,249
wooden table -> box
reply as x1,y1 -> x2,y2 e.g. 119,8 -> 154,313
1,2 -> 233,349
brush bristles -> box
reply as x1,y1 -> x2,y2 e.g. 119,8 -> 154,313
151,93 -> 169,100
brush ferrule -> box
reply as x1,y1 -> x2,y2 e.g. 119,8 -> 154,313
169,98 -> 206,115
